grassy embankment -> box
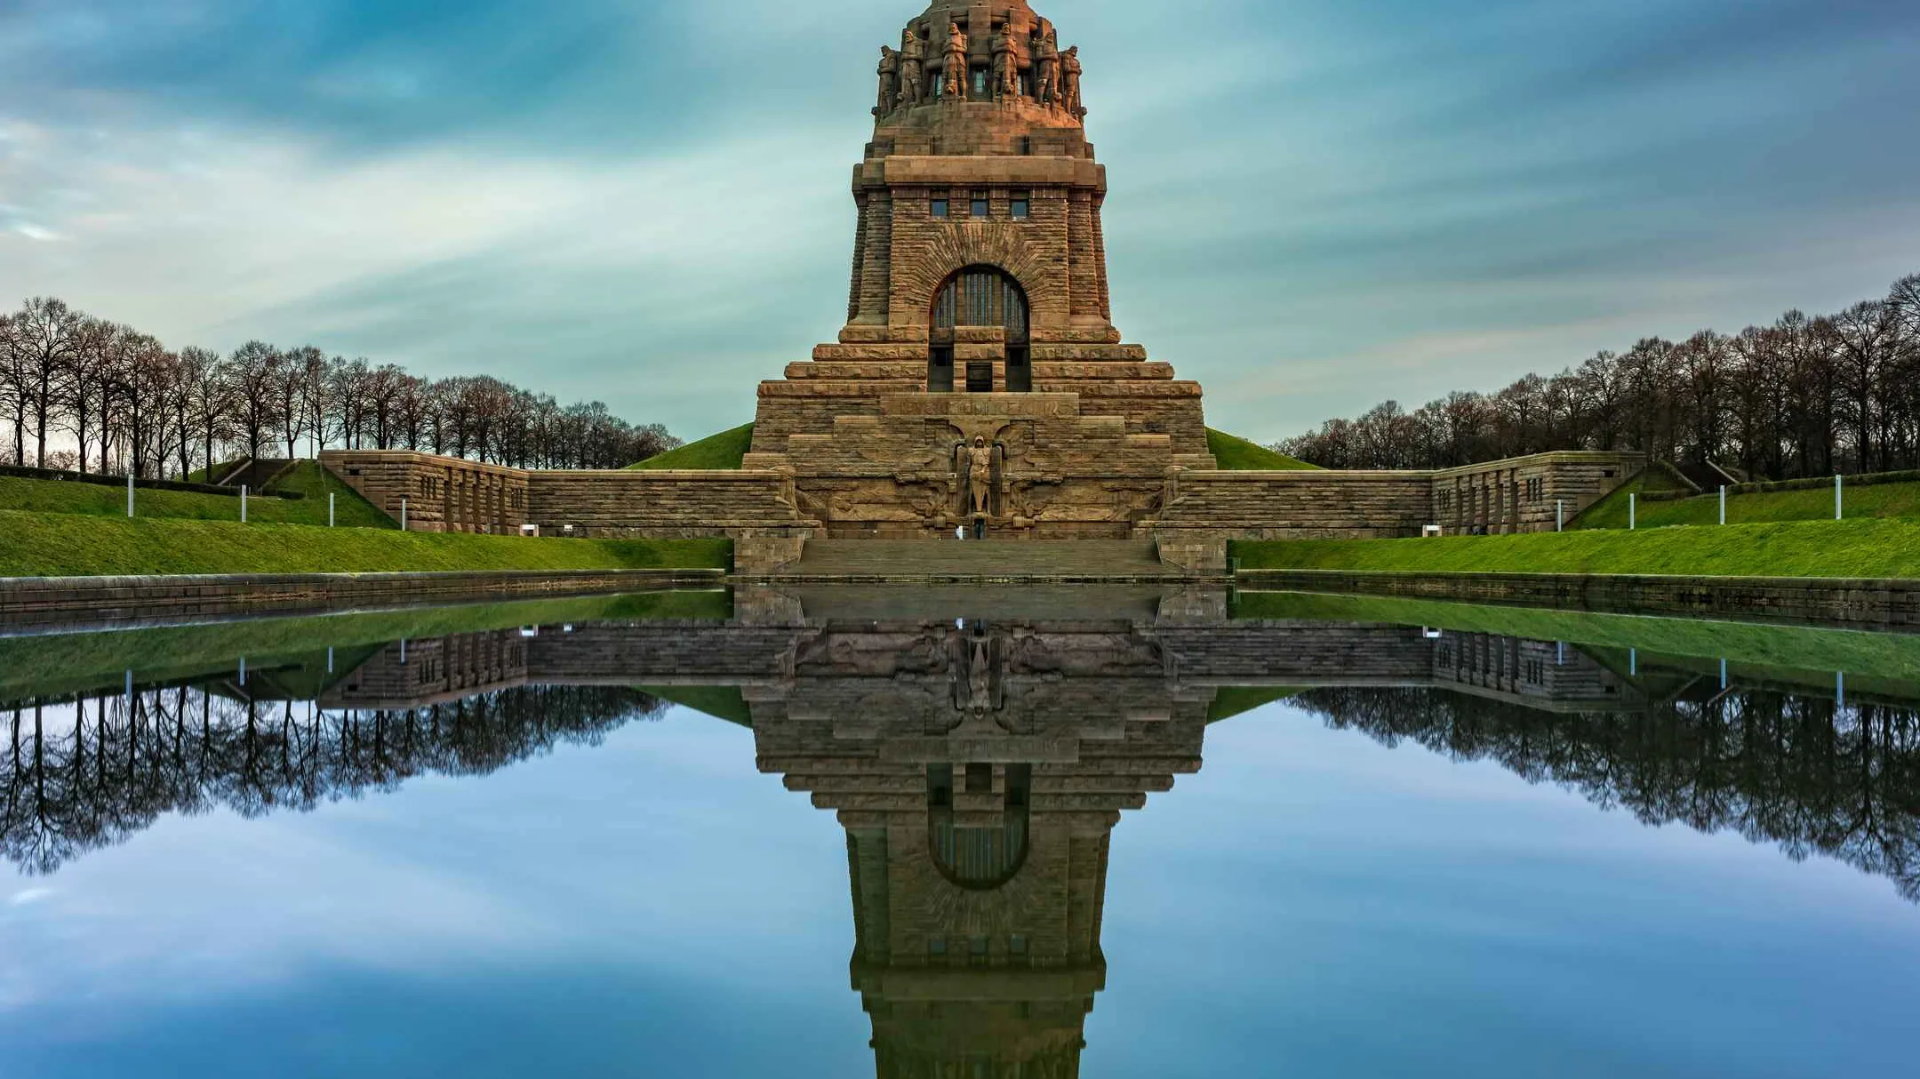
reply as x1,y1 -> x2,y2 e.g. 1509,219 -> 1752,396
0,511 -> 730,577
1578,470 -> 1920,530
0,589 -> 733,701
628,423 -> 755,470
1206,429 -> 1319,470
1231,518 -> 1920,579
0,461 -> 393,528
624,424 -> 1315,472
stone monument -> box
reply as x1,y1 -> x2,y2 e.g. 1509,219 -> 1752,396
748,0 -> 1215,541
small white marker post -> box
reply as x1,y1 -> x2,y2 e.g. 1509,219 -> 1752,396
1629,493 -> 1637,531
1556,500 -> 1564,532
1630,648 -> 1638,676
241,484 -> 248,523
329,492 -> 336,528
1721,659 -> 1728,690
1835,474 -> 1843,521
401,498 -> 408,531
1719,486 -> 1726,526
327,646 -> 334,673
126,471 -> 134,518
238,656 -> 247,687
1837,671 -> 1846,711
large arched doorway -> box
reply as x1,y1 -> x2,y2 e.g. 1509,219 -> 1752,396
928,265 -> 1031,393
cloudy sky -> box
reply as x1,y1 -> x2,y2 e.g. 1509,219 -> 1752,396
2,0 -> 1916,444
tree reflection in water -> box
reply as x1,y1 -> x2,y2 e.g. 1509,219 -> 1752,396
3,610 -> 1919,1079
0,683 -> 665,874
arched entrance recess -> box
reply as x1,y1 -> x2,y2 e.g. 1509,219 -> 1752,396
928,265 -> 1031,393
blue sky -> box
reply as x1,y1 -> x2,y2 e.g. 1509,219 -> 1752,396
2,0 -> 1916,443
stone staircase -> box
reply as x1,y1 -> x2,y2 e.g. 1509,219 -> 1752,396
777,539 -> 1190,582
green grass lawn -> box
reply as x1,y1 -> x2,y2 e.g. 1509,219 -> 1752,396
628,423 -> 755,470
1206,429 -> 1319,470
1232,518 -> 1920,579
1579,475 -> 1920,530
0,510 -> 731,577
0,461 -> 394,528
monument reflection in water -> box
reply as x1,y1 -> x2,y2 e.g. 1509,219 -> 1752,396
3,587 -> 1918,1076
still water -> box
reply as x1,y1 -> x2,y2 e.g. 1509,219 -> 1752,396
1,586 -> 1916,1078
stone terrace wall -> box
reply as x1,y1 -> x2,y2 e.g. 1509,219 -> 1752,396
1150,451 -> 1646,570
1432,451 -> 1645,534
320,451 -> 529,534
322,451 -> 823,572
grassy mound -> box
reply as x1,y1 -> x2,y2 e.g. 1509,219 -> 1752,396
1231,518 -> 1920,579
0,510 -> 730,577
1206,429 -> 1319,471
628,423 -> 754,470
0,461 -> 394,528
1579,473 -> 1920,530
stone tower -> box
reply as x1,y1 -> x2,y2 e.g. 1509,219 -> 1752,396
748,1 -> 1215,540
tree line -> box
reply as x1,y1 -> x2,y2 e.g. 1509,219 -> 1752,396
0,296 -> 679,478
1296,682 -> 1920,902
2,683 -> 666,875
1277,273 -> 1920,478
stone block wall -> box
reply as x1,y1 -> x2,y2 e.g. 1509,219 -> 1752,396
319,451 -> 529,534
1149,451 -> 1646,570
321,450 -> 822,572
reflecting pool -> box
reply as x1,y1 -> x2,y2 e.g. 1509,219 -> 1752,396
1,586 -> 1916,1077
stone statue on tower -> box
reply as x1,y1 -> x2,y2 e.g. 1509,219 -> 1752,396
942,21 -> 969,100
1032,27 -> 1059,107
874,46 -> 899,115
898,28 -> 925,107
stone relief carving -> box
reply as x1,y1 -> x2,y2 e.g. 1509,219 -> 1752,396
942,22 -> 969,100
898,28 -> 925,107
964,436 -> 995,516
875,45 -> 899,115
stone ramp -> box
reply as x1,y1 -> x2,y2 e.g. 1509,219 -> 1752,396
775,539 -> 1194,583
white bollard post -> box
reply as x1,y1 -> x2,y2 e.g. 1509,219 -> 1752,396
1630,493 -> 1636,531
127,471 -> 134,518
239,656 -> 247,686
327,646 -> 334,673
1837,671 -> 1846,711
241,484 -> 248,523
1835,474 -> 1843,521
1719,486 -> 1726,526
329,492 -> 336,528
1721,659 -> 1728,690
1630,648 -> 1637,676
401,498 -> 408,531
399,639 -> 408,665
1556,500 -> 1564,532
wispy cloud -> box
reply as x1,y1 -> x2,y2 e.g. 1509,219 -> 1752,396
0,0 -> 1915,440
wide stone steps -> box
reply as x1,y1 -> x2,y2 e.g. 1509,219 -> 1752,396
783,539 -> 1178,582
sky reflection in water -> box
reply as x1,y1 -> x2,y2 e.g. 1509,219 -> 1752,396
0,588 -> 1916,1077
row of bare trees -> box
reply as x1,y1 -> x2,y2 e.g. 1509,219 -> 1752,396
0,296 -> 679,478
1278,274 -> 1920,478
2,684 -> 667,875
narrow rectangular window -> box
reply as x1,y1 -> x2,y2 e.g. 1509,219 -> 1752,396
931,197 -> 948,219
972,67 -> 988,99
970,191 -> 989,218
1011,193 -> 1030,220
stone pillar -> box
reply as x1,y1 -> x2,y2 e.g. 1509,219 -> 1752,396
1067,190 -> 1096,319
1091,195 -> 1111,321
858,192 -> 893,326
847,192 -> 869,322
